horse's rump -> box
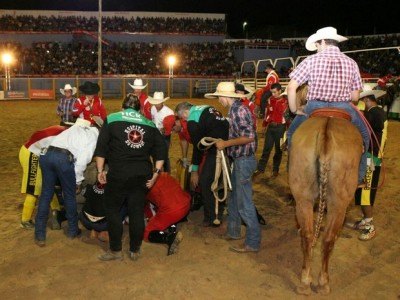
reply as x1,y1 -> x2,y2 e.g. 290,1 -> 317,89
289,117 -> 363,203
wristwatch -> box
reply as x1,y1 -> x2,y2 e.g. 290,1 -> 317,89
154,168 -> 161,174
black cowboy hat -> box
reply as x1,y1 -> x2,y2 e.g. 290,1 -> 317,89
235,83 -> 252,94
79,81 -> 100,95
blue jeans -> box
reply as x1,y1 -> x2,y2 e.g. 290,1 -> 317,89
35,151 -> 79,241
228,155 -> 261,250
286,100 -> 369,183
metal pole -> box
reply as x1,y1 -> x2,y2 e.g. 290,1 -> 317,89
98,0 -> 102,77
6,66 -> 10,91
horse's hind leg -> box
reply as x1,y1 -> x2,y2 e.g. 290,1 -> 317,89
318,203 -> 348,295
295,201 -> 314,295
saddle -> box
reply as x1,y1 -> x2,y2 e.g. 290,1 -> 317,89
309,108 -> 351,121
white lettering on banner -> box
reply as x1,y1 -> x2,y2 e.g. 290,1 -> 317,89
124,125 -> 145,149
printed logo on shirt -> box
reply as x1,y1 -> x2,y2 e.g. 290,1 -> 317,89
209,107 -> 225,121
93,182 -> 105,194
125,125 -> 145,149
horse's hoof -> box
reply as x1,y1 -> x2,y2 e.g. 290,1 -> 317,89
317,284 -> 331,295
296,284 -> 312,295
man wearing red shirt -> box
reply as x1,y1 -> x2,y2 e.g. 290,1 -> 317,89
129,78 -> 152,120
254,83 -> 288,177
259,64 -> 280,118
145,172 -> 191,255
73,81 -> 107,125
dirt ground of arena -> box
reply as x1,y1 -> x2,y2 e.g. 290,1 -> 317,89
0,98 -> 399,299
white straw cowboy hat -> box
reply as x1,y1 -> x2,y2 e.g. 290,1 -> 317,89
205,82 -> 247,99
305,27 -> 348,51
148,91 -> 170,105
128,79 -> 148,90
60,84 -> 77,95
360,84 -> 386,99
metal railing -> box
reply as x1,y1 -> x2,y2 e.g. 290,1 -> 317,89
0,76 -> 231,100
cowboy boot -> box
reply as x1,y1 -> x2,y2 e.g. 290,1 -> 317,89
148,230 -> 183,256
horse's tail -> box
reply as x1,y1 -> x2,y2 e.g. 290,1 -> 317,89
312,123 -> 329,247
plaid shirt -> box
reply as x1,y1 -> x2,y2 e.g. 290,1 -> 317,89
227,100 -> 256,159
290,46 -> 362,102
57,97 -> 76,122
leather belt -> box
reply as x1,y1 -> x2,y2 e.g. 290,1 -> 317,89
47,146 -> 74,159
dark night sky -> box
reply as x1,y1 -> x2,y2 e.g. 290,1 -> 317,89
1,0 -> 399,38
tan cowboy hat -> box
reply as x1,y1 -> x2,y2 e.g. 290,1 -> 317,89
128,79 -> 148,90
148,91 -> 170,105
205,82 -> 247,99
60,84 -> 77,95
305,27 -> 348,51
359,83 -> 386,99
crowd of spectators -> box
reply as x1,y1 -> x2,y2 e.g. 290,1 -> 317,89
2,34 -> 399,76
291,35 -> 400,76
14,41 -> 239,76
0,15 -> 225,35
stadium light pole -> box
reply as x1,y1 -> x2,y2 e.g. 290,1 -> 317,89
1,52 -> 13,91
243,22 -> 248,39
97,0 -> 102,77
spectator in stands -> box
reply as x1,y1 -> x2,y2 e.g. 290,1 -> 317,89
73,81 -> 107,125
57,84 -> 77,125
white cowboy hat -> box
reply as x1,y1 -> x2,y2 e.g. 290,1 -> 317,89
60,84 -> 77,95
148,91 -> 170,105
128,79 -> 148,90
359,83 -> 386,99
205,82 -> 247,99
305,27 -> 348,51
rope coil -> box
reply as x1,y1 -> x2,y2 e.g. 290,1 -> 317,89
198,137 -> 232,225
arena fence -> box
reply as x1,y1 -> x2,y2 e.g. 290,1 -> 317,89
0,77 -> 232,100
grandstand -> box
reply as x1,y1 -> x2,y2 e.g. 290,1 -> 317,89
0,10 -> 399,101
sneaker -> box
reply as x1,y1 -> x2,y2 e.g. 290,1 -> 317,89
129,250 -> 141,261
50,210 -> 61,230
98,250 -> 123,261
21,220 -> 35,229
345,219 -> 370,230
359,225 -> 376,241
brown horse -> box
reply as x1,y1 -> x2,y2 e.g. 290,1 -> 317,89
289,109 -> 363,295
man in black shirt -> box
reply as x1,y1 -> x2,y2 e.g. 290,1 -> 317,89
348,89 -> 387,241
95,94 -> 166,261
175,102 -> 229,227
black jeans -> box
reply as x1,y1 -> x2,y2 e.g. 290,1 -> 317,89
258,123 -> 286,173
199,151 -> 224,224
104,173 -> 149,252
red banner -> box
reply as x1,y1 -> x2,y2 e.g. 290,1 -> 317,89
29,89 -> 54,99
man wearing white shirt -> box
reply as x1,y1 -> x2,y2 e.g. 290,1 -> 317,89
149,92 -> 176,172
34,118 -> 99,246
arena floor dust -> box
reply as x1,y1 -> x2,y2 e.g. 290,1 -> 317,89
0,99 -> 399,299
